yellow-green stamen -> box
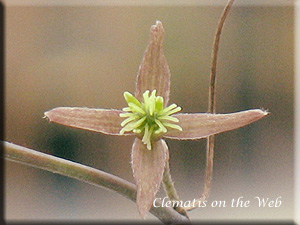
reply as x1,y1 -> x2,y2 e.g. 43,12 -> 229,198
120,90 -> 182,150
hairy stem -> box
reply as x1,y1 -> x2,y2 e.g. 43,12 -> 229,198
163,160 -> 189,219
185,0 -> 235,211
3,141 -> 189,224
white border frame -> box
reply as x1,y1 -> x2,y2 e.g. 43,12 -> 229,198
4,0 -> 297,223
3,0 -> 294,7
295,0 -> 299,224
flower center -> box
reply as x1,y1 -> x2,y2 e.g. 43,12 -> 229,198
120,90 -> 182,150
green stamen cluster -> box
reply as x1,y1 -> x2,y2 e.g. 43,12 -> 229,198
120,90 -> 182,150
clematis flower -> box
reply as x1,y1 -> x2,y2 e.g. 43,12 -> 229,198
44,21 -> 268,218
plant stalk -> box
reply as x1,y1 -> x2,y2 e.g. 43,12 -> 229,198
3,141 -> 189,224
184,0 -> 235,211
163,160 -> 189,219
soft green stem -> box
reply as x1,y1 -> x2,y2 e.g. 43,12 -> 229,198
163,160 -> 189,219
3,141 -> 189,224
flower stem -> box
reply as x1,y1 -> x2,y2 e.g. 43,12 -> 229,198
163,160 -> 189,219
3,141 -> 189,224
185,0 -> 235,211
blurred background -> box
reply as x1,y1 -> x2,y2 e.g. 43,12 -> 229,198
5,1 -> 294,223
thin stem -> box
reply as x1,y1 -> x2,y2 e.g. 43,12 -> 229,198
209,0 -> 235,113
202,135 -> 215,199
184,0 -> 235,211
163,160 -> 189,219
3,141 -> 189,224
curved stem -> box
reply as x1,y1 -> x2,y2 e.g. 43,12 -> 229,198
163,160 -> 189,219
185,0 -> 235,211
3,141 -> 189,224
208,0 -> 235,113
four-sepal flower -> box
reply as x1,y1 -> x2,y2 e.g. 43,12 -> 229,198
44,21 -> 268,218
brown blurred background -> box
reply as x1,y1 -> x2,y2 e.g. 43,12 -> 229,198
5,2 -> 294,223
